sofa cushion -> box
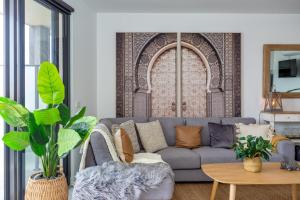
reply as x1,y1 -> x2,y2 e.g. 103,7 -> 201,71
111,120 -> 141,153
269,152 -> 284,162
156,146 -> 201,170
185,118 -> 221,146
175,125 -> 202,148
193,146 -> 238,164
193,146 -> 283,165
221,117 -> 256,125
149,117 -> 185,146
136,120 -> 168,153
85,144 -> 97,168
90,131 -> 114,166
101,117 -> 148,150
208,123 -> 235,148
114,128 -> 134,163
221,117 -> 257,142
236,123 -> 274,140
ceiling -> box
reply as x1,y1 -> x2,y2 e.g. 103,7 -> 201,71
88,0 -> 300,13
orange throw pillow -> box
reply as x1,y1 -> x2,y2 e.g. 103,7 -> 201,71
114,128 -> 134,163
176,126 -> 202,148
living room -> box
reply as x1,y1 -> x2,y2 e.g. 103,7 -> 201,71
0,0 -> 300,199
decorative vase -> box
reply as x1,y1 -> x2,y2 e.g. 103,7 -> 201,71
243,157 -> 262,172
25,173 -> 68,200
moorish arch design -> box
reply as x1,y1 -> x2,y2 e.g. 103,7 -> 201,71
116,32 -> 241,118
181,46 -> 208,118
150,47 -> 176,117
146,42 -> 211,117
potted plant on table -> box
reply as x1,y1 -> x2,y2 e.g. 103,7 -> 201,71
0,61 -> 97,200
233,135 -> 272,173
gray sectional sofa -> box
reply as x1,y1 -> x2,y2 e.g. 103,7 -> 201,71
85,117 -> 295,183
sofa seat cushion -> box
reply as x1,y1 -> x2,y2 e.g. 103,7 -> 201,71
193,146 -> 239,164
193,146 -> 284,165
156,146 -> 201,170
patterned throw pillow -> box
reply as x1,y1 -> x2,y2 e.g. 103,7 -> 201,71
136,120 -> 168,153
111,120 -> 140,153
114,128 -> 134,163
235,123 -> 274,140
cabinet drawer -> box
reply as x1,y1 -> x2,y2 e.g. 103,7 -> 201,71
275,114 -> 300,122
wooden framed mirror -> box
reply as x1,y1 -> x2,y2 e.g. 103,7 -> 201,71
263,44 -> 300,98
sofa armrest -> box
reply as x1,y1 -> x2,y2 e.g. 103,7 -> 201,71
277,140 -> 295,162
90,130 -> 114,165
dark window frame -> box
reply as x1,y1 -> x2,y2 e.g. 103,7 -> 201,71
3,0 -> 73,199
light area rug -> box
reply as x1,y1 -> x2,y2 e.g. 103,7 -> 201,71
173,183 -> 300,200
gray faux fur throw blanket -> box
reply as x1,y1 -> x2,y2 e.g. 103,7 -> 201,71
72,161 -> 174,200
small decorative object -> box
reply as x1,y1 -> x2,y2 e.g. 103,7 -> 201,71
233,135 -> 272,172
0,62 -> 97,200
264,87 -> 283,112
280,161 -> 300,171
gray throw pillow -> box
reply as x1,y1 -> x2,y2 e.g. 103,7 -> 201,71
208,122 -> 234,149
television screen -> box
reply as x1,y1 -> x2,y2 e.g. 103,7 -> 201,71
278,59 -> 297,77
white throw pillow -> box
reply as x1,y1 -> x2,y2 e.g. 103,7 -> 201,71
235,123 -> 274,140
136,120 -> 168,153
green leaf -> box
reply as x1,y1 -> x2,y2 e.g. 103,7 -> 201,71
0,97 -> 29,127
70,116 -> 97,145
239,136 -> 246,140
57,103 -> 70,126
65,107 -> 86,128
2,131 -> 30,151
29,135 -> 46,156
234,135 -> 272,160
57,128 -> 81,157
37,61 -> 65,105
70,122 -> 89,139
33,108 -> 61,125
28,113 -> 49,144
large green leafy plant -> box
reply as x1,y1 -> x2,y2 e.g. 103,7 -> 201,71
233,135 -> 273,161
0,61 -> 97,179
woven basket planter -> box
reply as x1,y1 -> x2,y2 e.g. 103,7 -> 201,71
25,173 -> 68,200
243,157 -> 262,173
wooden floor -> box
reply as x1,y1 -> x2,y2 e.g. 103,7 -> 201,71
172,183 -> 300,200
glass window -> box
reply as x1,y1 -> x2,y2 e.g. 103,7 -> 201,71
24,0 -> 64,183
1,0 -> 72,198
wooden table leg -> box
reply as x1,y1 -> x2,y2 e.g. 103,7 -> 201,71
229,184 -> 236,200
292,184 -> 297,200
210,181 -> 219,200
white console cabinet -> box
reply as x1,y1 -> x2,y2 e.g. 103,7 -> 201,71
260,111 -> 300,142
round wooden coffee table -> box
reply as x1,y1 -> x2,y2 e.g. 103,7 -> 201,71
202,162 -> 300,200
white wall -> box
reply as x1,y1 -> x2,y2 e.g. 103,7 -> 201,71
97,13 -> 300,119
64,0 -> 98,184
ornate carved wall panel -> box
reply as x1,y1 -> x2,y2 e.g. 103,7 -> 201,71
116,32 -> 241,118
151,48 -> 176,117
182,47 -> 207,117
